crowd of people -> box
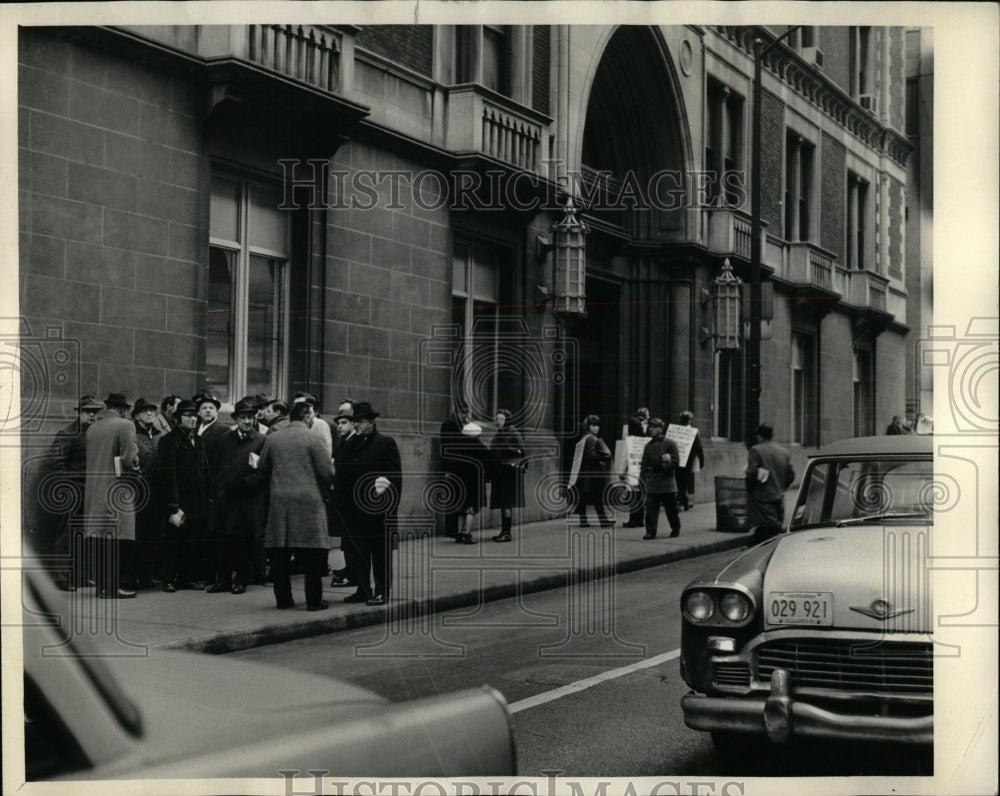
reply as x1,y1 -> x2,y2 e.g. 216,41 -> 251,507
35,391 -> 401,610
35,389 -> 798,607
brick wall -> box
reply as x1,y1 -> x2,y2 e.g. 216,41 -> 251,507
819,312 -> 855,443
888,28 -> 905,133
533,26 -> 551,115
18,28 -> 206,412
821,132 -> 846,257
760,89 -> 785,232
888,176 -> 904,277
820,27 -> 851,95
320,141 -> 451,424
356,26 -> 433,76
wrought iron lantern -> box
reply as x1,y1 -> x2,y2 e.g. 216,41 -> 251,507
536,197 -> 589,315
707,257 -> 743,351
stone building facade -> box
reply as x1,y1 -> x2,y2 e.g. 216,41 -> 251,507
18,23 -> 919,525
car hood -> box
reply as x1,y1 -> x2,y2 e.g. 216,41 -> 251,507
762,525 -> 932,632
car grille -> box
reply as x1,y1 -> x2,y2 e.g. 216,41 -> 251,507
756,638 -> 933,694
713,662 -> 751,687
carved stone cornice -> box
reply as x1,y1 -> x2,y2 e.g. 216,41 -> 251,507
714,25 -> 912,168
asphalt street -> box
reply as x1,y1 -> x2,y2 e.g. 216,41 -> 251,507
233,551 -> 931,778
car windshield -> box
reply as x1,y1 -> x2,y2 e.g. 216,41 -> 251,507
789,457 -> 933,530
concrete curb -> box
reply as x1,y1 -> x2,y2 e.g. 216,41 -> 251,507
163,531 -> 753,655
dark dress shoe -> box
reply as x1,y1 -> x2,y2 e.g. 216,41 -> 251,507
306,600 -> 329,612
669,529 -> 680,537
186,580 -> 206,590
162,582 -> 177,593
642,533 -> 657,540
492,533 -> 512,542
343,591 -> 369,604
366,594 -> 387,606
98,588 -> 137,599
205,581 -> 232,594
275,600 -> 296,609
458,533 -> 477,544
231,585 -> 247,595
330,575 -> 354,587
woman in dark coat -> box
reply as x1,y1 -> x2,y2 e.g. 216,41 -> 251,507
488,408 -> 525,542
157,400 -> 212,591
451,421 -> 490,544
575,414 -> 613,527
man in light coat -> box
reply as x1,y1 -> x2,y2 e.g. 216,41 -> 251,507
258,401 -> 334,610
83,393 -> 140,598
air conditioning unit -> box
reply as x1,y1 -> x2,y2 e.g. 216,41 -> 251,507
859,94 -> 879,114
802,46 -> 824,68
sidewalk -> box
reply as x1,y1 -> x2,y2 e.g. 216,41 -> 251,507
58,501 -> 757,655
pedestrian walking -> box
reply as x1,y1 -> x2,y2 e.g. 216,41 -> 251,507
575,415 -> 613,528
205,399 -> 267,594
129,397 -> 162,589
638,417 -> 681,540
258,401 -> 334,611
674,410 -> 705,511
37,395 -> 103,590
157,400 -> 211,591
337,402 -> 402,606
489,408 -> 525,543
622,406 -> 652,528
746,423 -> 795,544
452,420 -> 490,544
82,393 -> 140,598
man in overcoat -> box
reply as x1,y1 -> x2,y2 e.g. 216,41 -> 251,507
206,399 -> 267,594
330,401 -> 364,595
622,406 -> 652,528
745,423 -> 795,544
38,395 -> 103,590
157,400 -> 211,591
130,397 -> 162,588
83,393 -> 140,598
337,402 -> 402,606
258,400 -> 334,610
638,417 -> 681,540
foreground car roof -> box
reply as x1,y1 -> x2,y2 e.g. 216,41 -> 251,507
810,434 -> 933,458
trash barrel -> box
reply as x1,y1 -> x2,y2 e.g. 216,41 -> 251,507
715,476 -> 749,532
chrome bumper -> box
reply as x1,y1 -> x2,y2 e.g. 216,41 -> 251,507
682,669 -> 933,745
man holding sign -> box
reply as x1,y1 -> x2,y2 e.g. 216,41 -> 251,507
619,407 -> 652,528
668,411 -> 705,511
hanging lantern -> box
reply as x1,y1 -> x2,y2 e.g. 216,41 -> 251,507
552,198 -> 588,315
711,258 -> 743,350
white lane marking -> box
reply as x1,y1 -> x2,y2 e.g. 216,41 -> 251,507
508,648 -> 682,713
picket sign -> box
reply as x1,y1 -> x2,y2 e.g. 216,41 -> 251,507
567,436 -> 587,488
666,424 -> 700,468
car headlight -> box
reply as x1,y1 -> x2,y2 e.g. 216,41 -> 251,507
720,591 -> 752,623
684,590 -> 714,622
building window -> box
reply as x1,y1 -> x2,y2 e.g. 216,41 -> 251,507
850,26 -> 871,98
846,172 -> 869,269
455,25 -> 509,96
451,239 -> 517,418
713,349 -> 743,441
791,332 -> 818,446
853,348 -> 874,437
784,133 -> 814,242
208,174 -> 289,405
705,79 -> 744,207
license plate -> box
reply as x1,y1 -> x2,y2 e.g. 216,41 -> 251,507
767,592 -> 834,626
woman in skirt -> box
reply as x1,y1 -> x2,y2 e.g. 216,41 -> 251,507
489,409 -> 525,542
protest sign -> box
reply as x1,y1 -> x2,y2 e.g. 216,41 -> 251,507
666,424 -> 699,468
567,436 -> 586,488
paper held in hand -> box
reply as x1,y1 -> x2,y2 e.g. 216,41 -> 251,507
249,452 -> 260,469
665,424 -> 699,468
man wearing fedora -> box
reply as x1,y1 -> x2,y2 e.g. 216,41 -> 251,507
157,399 -> 211,591
37,395 -> 104,590
195,390 -> 231,583
83,393 -> 140,598
336,402 -> 402,606
329,400 -> 362,595
129,398 -> 162,589
206,398 -> 267,594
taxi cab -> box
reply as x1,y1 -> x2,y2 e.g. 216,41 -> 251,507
679,434 -> 933,761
